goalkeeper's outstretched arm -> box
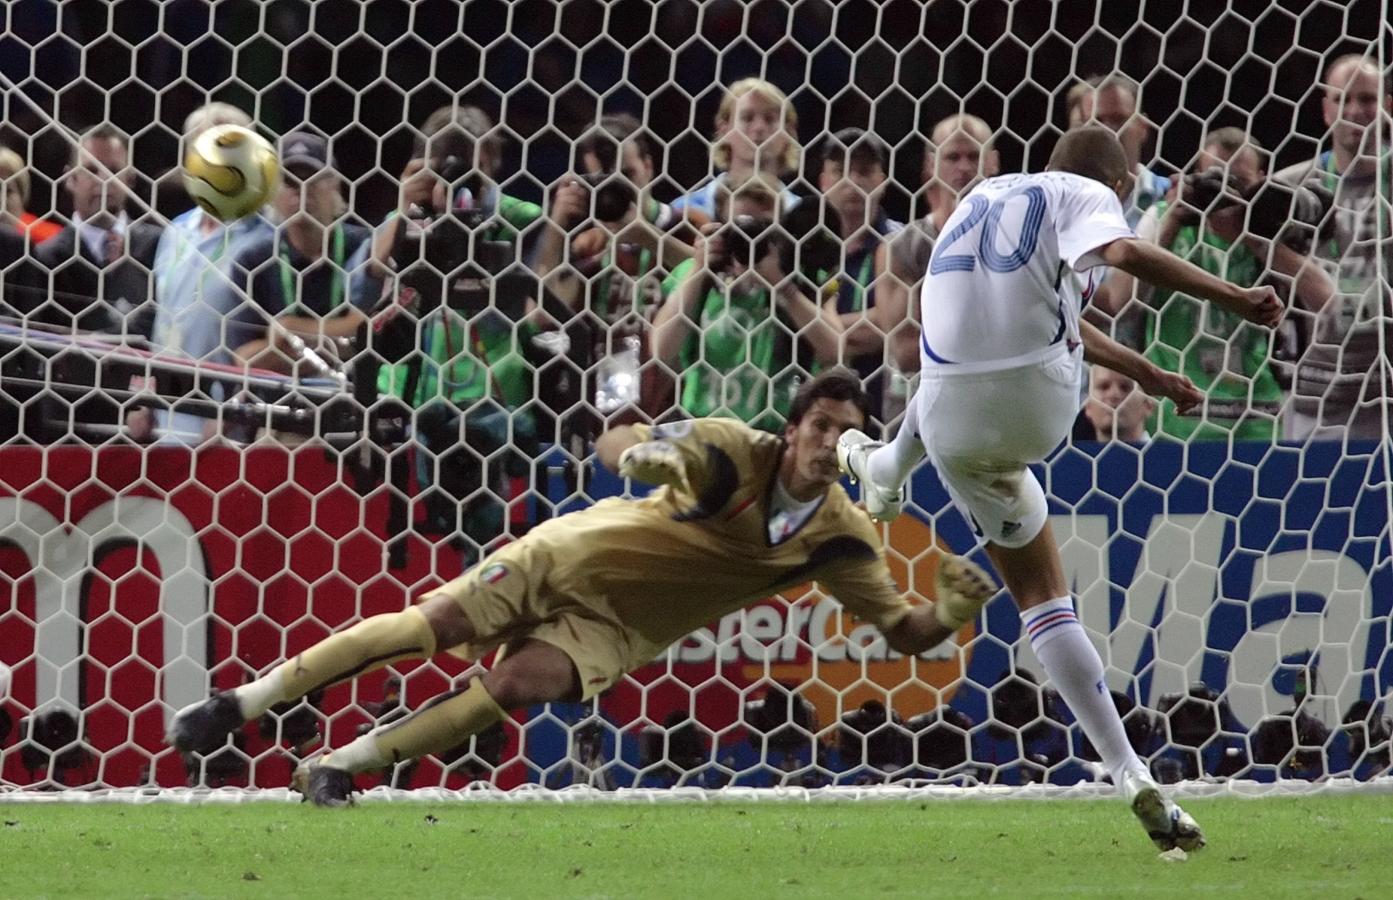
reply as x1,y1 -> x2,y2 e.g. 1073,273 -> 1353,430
595,425 -> 642,474
596,425 -> 689,489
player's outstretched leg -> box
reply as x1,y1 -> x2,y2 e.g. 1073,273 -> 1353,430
168,606 -> 439,754
291,674 -> 508,806
989,523 -> 1205,851
291,639 -> 574,806
289,757 -> 358,808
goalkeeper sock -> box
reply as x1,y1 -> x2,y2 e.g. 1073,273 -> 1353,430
1020,597 -> 1147,785
326,677 -> 507,772
868,390 -> 925,488
233,607 -> 437,720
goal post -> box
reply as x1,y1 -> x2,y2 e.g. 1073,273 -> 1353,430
0,0 -> 1390,797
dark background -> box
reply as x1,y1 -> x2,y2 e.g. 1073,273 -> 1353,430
1,0 -> 1386,226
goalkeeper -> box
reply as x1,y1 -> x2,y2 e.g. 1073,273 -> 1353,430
169,368 -> 995,806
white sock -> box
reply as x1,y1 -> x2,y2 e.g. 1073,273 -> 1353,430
232,668 -> 286,720
1020,597 -> 1147,785
323,731 -> 389,774
868,389 -> 925,488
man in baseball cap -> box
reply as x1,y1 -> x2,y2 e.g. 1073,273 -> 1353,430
220,129 -> 371,376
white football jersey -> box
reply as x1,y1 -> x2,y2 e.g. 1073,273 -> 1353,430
918,171 -> 1133,372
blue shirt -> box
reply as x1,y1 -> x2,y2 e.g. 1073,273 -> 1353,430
150,207 -> 274,441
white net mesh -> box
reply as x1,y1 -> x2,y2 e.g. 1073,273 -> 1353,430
0,0 -> 1390,795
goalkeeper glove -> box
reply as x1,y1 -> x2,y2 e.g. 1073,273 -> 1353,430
933,556 -> 997,630
618,441 -> 687,488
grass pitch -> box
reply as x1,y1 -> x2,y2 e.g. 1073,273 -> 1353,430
0,795 -> 1388,899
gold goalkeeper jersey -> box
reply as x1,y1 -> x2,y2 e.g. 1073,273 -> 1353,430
517,417 -> 910,659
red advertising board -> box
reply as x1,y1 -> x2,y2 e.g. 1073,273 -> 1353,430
1,447 -> 964,789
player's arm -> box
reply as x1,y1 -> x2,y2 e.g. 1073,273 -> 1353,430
831,554 -> 996,655
883,605 -> 955,655
595,425 -> 643,474
595,423 -> 692,490
1078,317 -> 1203,415
1098,237 -> 1283,327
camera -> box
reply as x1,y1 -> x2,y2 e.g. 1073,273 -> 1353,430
388,155 -> 531,323
1182,165 -> 1335,253
714,214 -> 776,271
577,171 -> 637,223
777,199 -> 843,280
712,202 -> 843,282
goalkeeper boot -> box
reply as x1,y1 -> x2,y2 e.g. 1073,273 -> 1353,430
167,693 -> 246,755
1121,769 -> 1206,852
836,429 -> 902,521
932,556 -> 997,630
291,756 -> 358,808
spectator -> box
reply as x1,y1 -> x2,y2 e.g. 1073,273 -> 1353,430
1341,698 -> 1391,780
1082,365 -> 1154,442
352,103 -> 545,414
139,102 -> 275,444
837,699 -> 912,778
534,114 -> 692,425
225,131 -> 372,376
1102,129 -> 1333,441
672,78 -> 802,218
349,103 -> 545,552
0,205 -> 38,443
881,114 -> 1001,413
32,125 -> 160,340
1065,74 -> 1171,227
24,125 -> 163,441
651,174 -> 842,430
815,128 -> 903,431
0,146 -> 62,245
1275,53 -> 1392,441
1155,682 -> 1246,781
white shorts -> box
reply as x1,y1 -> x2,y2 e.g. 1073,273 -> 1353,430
913,346 -> 1083,549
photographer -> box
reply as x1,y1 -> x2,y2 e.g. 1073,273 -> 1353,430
1097,129 -> 1333,441
815,128 -> 903,432
348,104 -> 545,553
651,175 -> 843,430
532,114 -> 699,423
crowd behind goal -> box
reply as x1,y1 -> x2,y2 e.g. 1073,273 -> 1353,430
0,36 -> 1390,792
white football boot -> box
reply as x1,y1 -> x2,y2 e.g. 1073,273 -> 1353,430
836,429 -> 903,521
1121,769 -> 1206,852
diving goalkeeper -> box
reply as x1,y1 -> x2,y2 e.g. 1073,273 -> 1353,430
168,368 -> 995,806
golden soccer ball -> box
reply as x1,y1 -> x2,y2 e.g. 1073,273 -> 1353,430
182,124 -> 279,221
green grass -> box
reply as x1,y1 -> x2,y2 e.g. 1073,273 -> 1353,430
0,795 -> 1389,899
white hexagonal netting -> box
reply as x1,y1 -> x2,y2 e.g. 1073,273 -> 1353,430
0,0 -> 1389,800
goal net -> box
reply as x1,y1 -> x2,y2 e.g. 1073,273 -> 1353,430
0,0 -> 1389,797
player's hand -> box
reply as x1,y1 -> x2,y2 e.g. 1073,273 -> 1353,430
618,441 -> 687,488
1140,367 -> 1204,416
1235,284 -> 1283,327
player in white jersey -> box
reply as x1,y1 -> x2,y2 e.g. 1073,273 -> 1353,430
839,127 -> 1283,853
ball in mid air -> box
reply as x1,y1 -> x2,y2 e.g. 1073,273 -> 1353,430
182,124 -> 279,222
